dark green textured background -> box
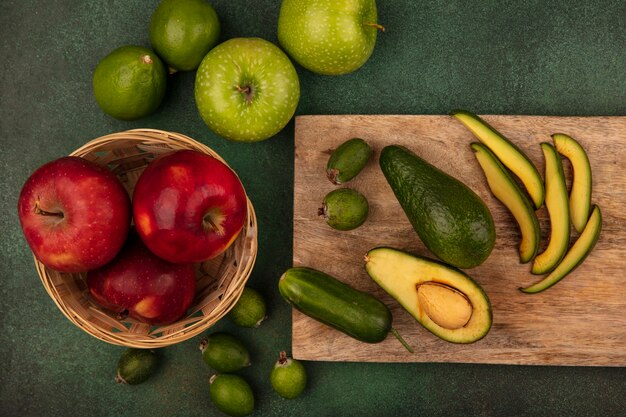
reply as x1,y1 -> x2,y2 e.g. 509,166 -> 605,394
1,1 -> 625,416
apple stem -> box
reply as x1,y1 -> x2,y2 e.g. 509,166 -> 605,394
204,217 -> 220,233
203,212 -> 226,236
364,22 -> 385,32
235,84 -> 255,104
34,202 -> 64,218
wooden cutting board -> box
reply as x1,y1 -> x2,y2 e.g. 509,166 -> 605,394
292,114 -> 626,366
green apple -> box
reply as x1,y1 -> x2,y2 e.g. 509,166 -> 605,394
278,0 -> 383,76
195,37 -> 300,142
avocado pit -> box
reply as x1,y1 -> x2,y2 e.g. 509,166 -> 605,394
416,282 -> 473,330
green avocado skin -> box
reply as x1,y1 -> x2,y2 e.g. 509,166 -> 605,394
379,145 -> 495,269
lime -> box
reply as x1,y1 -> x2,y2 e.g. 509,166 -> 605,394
229,287 -> 267,328
115,348 -> 158,385
93,45 -> 166,120
209,374 -> 254,417
150,0 -> 220,72
200,332 -> 251,372
269,351 -> 307,399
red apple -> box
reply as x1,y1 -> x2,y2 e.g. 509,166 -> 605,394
132,150 -> 248,264
87,231 -> 196,325
18,156 -> 131,272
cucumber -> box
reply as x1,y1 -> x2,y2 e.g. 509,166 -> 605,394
279,267 -> 412,351
326,138 -> 373,184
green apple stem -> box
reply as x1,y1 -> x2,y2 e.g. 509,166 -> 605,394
236,84 -> 255,104
34,202 -> 64,218
364,22 -> 385,32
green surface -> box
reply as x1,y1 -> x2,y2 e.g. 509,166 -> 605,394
1,0 -> 625,416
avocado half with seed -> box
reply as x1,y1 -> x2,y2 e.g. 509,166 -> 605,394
364,247 -> 492,344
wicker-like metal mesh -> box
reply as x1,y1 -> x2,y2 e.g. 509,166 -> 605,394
34,129 -> 258,347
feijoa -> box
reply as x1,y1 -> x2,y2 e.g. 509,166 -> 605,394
269,351 -> 307,399
326,138 -> 373,184
229,287 -> 267,328
319,188 -> 369,231
200,332 -> 251,372
209,374 -> 254,417
115,348 -> 158,385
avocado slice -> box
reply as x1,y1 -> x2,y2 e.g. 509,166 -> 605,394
364,247 -> 492,344
521,205 -> 602,293
531,143 -> 570,275
379,145 -> 495,269
471,142 -> 540,263
452,110 -> 545,209
553,133 -> 592,233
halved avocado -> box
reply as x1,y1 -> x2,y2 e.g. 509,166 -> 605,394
364,247 -> 492,344
531,143 -> 570,275
471,142 -> 540,263
452,110 -> 545,209
521,205 -> 602,293
553,133 -> 592,233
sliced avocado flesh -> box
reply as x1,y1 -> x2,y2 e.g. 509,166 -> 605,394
553,133 -> 592,233
521,205 -> 602,293
531,143 -> 570,275
365,247 -> 492,344
471,142 -> 540,263
452,110 -> 545,209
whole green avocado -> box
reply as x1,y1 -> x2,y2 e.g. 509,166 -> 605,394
379,145 -> 495,268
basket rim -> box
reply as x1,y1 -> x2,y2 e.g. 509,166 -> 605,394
33,128 -> 258,348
